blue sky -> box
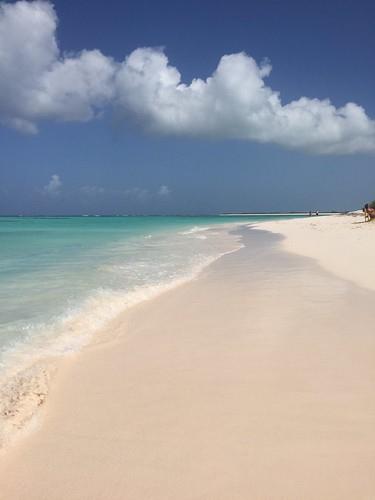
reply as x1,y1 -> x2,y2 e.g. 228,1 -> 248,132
0,0 -> 374,214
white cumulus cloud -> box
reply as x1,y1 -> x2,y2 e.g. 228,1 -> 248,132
115,49 -> 375,154
43,174 -> 62,195
0,0 -> 375,155
0,0 -> 115,133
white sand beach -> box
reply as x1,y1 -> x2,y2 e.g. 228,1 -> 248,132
258,213 -> 375,292
1,215 -> 375,499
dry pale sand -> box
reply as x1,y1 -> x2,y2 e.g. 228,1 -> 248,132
258,213 -> 375,292
1,220 -> 375,499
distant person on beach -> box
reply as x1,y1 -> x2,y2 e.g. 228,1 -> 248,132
309,211 -> 312,216
364,203 -> 370,221
315,211 -> 319,216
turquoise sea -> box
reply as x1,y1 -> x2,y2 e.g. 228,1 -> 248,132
0,214 -> 303,442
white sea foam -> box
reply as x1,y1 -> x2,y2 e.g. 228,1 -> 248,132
179,226 -> 211,235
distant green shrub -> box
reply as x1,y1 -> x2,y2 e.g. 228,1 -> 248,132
370,200 -> 375,209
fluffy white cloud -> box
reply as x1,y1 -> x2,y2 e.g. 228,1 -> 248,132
158,185 -> 171,196
1,0 -> 375,154
116,49 -> 375,154
43,174 -> 62,195
0,0 -> 115,133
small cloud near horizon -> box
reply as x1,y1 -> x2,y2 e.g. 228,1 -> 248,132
80,185 -> 105,196
158,185 -> 171,196
43,174 -> 62,196
124,187 -> 149,202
